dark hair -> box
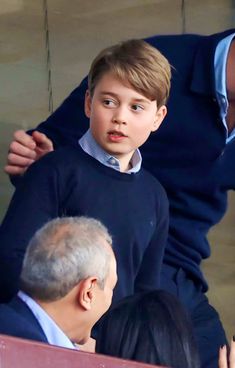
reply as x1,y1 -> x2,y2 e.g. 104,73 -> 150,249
96,290 -> 200,368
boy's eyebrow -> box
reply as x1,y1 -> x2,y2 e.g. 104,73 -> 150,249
99,91 -> 151,104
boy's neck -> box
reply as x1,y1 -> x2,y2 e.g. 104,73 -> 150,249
118,155 -> 133,172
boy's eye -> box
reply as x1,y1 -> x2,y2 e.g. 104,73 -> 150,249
131,104 -> 144,111
103,99 -> 116,107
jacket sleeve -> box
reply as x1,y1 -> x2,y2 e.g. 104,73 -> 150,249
28,77 -> 89,148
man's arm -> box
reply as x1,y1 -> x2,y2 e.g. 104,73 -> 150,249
5,77 -> 89,177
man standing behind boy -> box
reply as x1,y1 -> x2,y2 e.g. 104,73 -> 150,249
0,40 -> 170,313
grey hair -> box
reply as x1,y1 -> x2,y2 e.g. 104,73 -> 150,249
19,216 -> 113,301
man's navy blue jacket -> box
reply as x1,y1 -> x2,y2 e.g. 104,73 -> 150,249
0,296 -> 47,342
9,29 -> 235,291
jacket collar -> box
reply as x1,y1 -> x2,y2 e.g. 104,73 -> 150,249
190,28 -> 235,97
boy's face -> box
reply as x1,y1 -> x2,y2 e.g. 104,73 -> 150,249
85,72 -> 167,170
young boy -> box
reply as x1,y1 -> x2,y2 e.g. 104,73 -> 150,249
0,39 -> 171,305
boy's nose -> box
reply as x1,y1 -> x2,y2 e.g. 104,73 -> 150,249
112,109 -> 127,125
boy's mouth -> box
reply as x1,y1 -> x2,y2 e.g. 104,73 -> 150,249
107,131 -> 127,142
108,130 -> 127,137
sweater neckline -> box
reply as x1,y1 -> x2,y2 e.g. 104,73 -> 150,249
75,145 -> 141,182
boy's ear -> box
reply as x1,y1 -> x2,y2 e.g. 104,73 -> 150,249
77,277 -> 98,311
84,90 -> 92,118
152,105 -> 167,132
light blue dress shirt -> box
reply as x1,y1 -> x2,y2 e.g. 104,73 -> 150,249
214,33 -> 235,143
79,129 -> 142,173
18,291 -> 76,349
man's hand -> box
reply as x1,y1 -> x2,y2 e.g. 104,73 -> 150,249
4,130 -> 54,176
219,338 -> 235,368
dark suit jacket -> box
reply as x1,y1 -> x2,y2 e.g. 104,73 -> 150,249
0,296 -> 48,343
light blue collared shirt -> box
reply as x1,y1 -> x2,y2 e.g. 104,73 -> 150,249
79,129 -> 142,173
214,33 -> 235,143
18,291 -> 76,350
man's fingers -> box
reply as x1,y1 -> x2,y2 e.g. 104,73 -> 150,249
7,152 -> 35,167
13,130 -> 36,149
4,151 -> 34,175
218,345 -> 228,368
230,338 -> 235,366
9,141 -> 37,160
4,164 -> 28,176
5,130 -> 53,178
32,131 -> 54,151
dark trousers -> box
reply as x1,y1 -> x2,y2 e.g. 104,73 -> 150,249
160,265 -> 227,368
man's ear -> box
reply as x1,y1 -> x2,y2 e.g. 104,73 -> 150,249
77,277 -> 98,311
152,105 -> 167,132
84,90 -> 92,118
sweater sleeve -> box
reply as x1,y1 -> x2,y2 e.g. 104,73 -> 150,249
134,187 -> 169,292
0,155 -> 62,302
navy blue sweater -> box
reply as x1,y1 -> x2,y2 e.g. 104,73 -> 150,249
23,29 -> 235,291
0,146 -> 169,302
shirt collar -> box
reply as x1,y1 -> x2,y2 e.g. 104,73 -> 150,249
79,129 -> 142,173
18,291 -> 76,350
214,33 -> 235,100
214,33 -> 235,142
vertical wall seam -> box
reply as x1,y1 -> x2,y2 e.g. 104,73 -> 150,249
231,0 -> 235,26
181,0 -> 186,34
43,0 -> 54,113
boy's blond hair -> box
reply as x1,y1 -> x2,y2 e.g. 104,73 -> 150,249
88,39 -> 171,107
